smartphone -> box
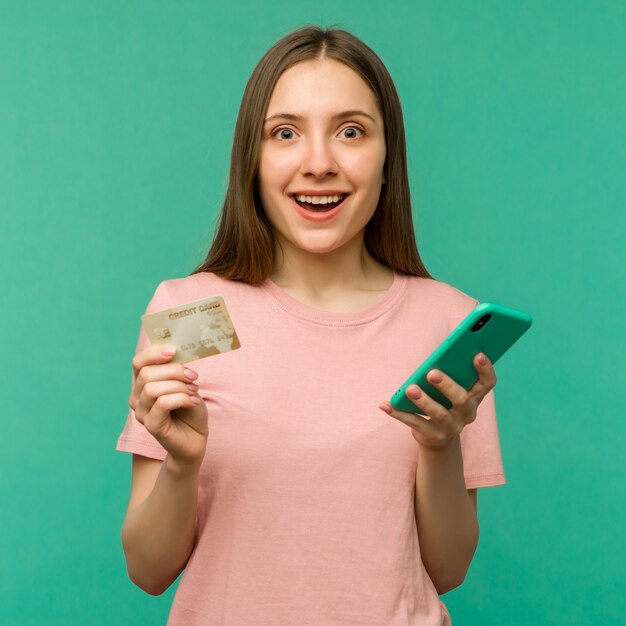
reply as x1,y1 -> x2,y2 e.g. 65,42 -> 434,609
390,302 -> 532,414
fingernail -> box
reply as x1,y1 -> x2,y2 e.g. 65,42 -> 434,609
478,353 -> 487,365
379,403 -> 391,414
186,383 -> 199,391
428,370 -> 443,383
161,348 -> 176,356
407,386 -> 422,399
184,368 -> 198,380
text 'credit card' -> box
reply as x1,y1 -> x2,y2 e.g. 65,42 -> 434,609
141,295 -> 241,364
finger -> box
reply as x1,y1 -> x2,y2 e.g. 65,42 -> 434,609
132,344 -> 178,380
425,368 -> 470,408
134,363 -> 199,404
467,353 -> 497,403
130,351 -> 198,413
137,361 -> 197,386
136,379 -> 199,415
128,353 -> 198,411
403,384 -> 450,422
378,401 -> 439,434
143,392 -> 200,436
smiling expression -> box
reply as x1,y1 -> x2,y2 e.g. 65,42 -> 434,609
258,58 -> 387,260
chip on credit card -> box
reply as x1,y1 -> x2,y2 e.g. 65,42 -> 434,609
141,295 -> 241,364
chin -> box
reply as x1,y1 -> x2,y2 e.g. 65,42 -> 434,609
296,237 -> 345,255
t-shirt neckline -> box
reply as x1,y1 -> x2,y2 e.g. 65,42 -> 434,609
260,271 -> 408,326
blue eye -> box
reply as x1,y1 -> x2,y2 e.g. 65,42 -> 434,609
340,127 -> 363,139
275,128 -> 295,140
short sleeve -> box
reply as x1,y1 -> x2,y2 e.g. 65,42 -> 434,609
460,386 -> 506,488
447,289 -> 506,489
115,281 -> 174,461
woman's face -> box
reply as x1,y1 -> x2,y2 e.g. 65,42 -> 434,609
258,58 -> 386,260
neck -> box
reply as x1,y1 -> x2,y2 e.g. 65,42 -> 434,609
270,235 -> 393,299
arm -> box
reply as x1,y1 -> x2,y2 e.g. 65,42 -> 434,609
121,344 -> 209,595
414,436 -> 479,594
121,454 -> 200,595
380,352 -> 497,595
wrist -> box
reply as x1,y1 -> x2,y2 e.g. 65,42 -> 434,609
164,454 -> 203,481
415,435 -> 467,494
417,434 -> 463,465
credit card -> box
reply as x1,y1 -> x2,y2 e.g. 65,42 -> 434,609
141,295 -> 241,363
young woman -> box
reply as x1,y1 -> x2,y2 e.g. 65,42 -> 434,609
117,26 -> 505,625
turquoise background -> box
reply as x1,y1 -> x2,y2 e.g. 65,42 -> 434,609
2,1 -> 624,624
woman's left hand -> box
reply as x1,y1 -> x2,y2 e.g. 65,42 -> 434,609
379,353 -> 497,451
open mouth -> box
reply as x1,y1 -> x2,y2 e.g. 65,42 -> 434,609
292,194 -> 348,212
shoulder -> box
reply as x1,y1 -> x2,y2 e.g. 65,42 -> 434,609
145,273 -> 270,337
402,275 -> 480,324
154,272 -> 261,304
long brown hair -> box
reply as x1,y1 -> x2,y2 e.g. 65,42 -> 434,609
190,25 -> 433,284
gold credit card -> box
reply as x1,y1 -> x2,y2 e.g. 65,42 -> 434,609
141,295 -> 241,363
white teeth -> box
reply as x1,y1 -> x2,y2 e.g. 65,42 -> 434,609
295,194 -> 345,204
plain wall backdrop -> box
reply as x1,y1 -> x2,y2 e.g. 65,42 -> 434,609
1,1 -> 624,624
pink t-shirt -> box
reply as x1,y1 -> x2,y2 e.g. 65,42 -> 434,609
117,271 -> 505,625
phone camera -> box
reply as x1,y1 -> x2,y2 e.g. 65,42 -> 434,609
471,314 -> 491,332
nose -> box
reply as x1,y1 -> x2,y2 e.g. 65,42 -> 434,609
299,135 -> 338,178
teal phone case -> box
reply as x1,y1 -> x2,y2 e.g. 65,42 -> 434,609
390,302 -> 532,414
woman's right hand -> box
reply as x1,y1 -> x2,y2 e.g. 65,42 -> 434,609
128,345 -> 209,471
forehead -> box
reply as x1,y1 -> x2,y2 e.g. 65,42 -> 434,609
266,58 -> 381,120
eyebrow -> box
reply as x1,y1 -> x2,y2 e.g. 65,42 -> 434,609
263,110 -> 377,125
